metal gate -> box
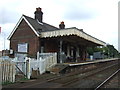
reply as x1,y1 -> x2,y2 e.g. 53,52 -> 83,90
15,61 -> 26,76
14,53 -> 27,76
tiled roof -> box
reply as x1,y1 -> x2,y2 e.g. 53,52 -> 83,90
23,15 -> 59,34
8,15 -> 59,39
8,15 -> 106,46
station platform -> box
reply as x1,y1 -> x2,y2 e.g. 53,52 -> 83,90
64,58 -> 119,66
49,63 -> 69,74
49,58 -> 119,74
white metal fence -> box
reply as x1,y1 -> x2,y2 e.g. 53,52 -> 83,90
0,59 -> 16,84
39,53 -> 57,70
0,52 -> 57,82
26,52 -> 57,79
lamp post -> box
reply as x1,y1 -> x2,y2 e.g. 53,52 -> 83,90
3,33 -> 6,51
2,32 -> 6,51
0,31 -> 6,56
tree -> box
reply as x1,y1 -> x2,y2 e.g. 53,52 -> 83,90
86,47 -> 94,55
107,45 -> 119,58
87,45 -> 120,58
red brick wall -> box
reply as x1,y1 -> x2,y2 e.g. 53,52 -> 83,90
10,19 -> 40,57
44,38 -> 59,53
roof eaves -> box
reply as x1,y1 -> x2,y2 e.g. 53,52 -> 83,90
41,28 -> 106,46
23,16 -> 40,37
8,15 -> 40,40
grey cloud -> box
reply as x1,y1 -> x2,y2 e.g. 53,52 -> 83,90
61,0 -> 98,21
0,8 -> 21,24
64,9 -> 95,21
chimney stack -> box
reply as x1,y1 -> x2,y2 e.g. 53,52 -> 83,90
59,21 -> 65,29
34,7 -> 43,23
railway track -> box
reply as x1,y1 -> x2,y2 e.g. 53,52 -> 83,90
50,62 -> 118,88
95,69 -> 120,89
2,59 -> 119,88
61,63 -> 119,88
48,60 -> 118,81
38,60 -> 117,83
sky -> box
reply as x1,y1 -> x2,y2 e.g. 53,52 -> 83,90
0,0 -> 119,51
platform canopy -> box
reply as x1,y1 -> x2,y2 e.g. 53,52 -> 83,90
41,27 -> 106,46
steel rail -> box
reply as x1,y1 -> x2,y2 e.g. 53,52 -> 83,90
95,68 -> 120,90
62,63 -> 118,87
47,62 -> 118,82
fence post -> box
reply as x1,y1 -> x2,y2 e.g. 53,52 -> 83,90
26,58 -> 31,79
12,62 -> 16,82
37,52 -> 40,60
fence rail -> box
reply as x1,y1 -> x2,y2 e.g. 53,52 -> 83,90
0,59 -> 16,84
0,52 -> 57,82
26,52 -> 57,79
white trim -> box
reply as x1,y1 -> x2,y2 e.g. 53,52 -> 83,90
36,19 -> 43,25
23,17 -> 39,37
8,15 -> 39,40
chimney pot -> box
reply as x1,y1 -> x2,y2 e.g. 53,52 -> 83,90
34,7 -> 43,23
59,21 -> 65,29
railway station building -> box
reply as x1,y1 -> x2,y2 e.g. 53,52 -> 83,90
8,8 -> 106,63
